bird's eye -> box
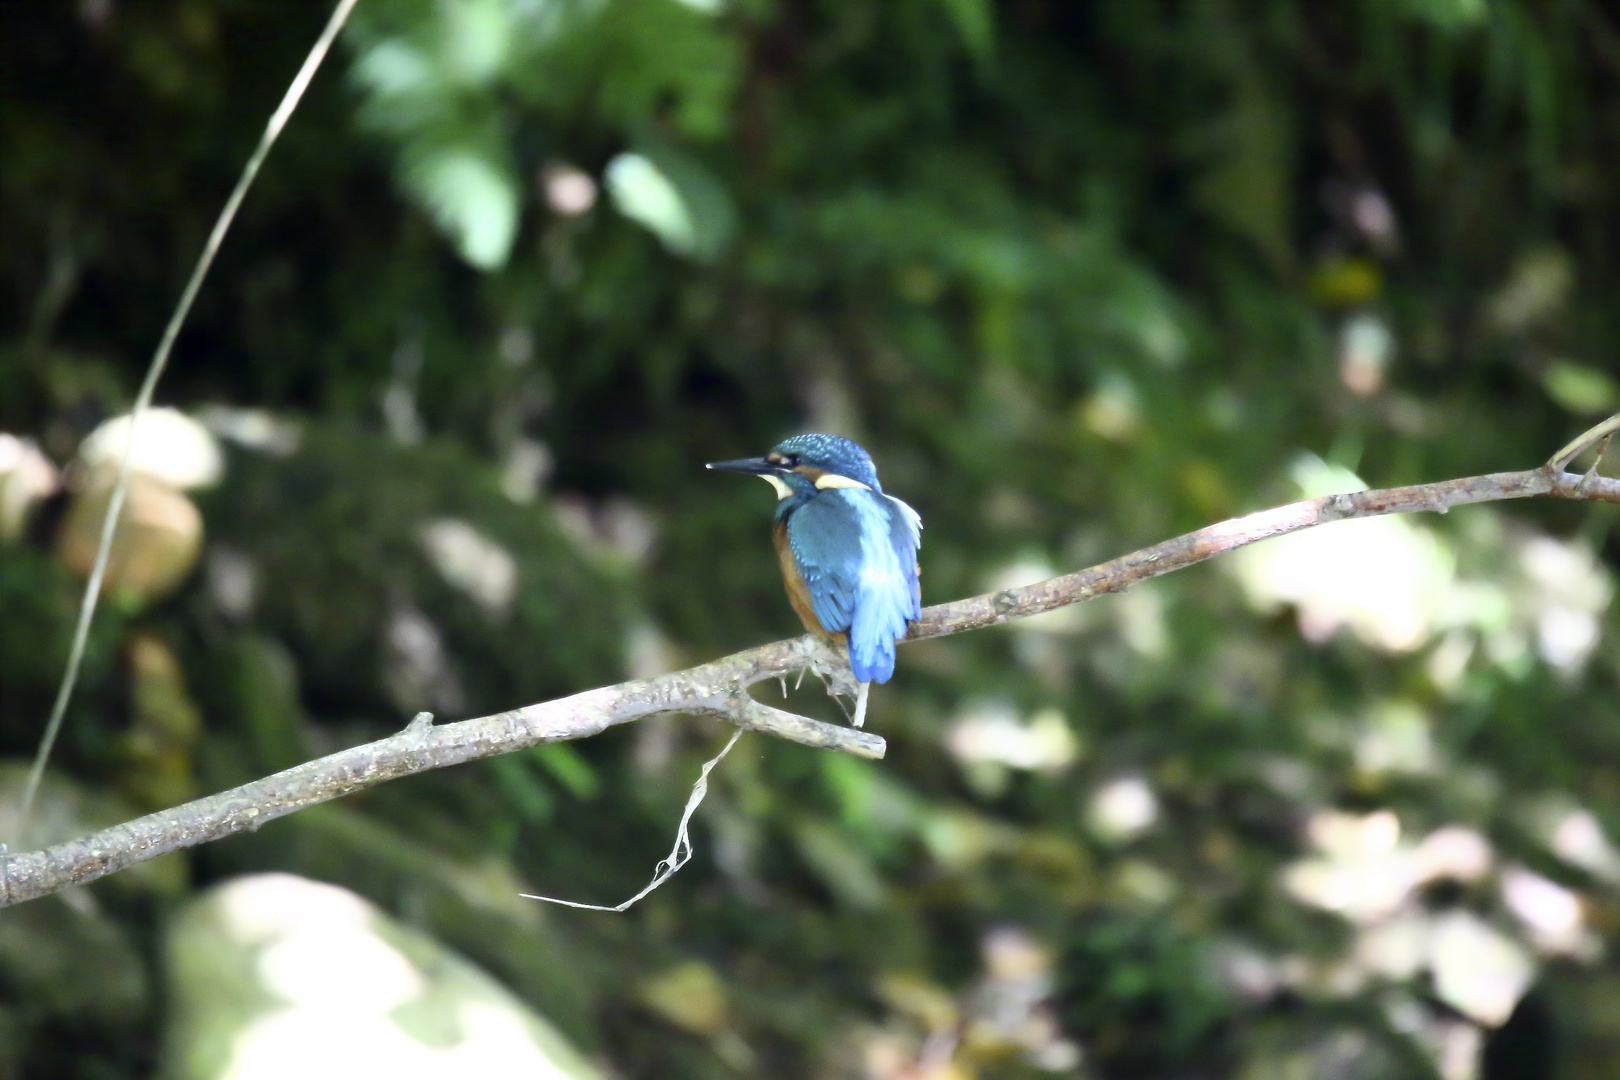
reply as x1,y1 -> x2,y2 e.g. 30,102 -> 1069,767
786,455 -> 800,467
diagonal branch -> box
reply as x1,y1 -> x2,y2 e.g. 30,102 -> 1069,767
3,456 -> 1619,908
910,466 -> 1620,638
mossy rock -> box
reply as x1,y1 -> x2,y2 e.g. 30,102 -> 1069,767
163,873 -> 603,1080
196,426 -> 632,723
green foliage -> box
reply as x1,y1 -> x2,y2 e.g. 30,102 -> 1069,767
348,0 -> 742,267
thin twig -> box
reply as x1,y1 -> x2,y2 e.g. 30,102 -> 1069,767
17,0 -> 361,835
1,462 -> 1617,908
1584,434 -> 1614,490
1548,411 -> 1620,472
721,694 -> 886,758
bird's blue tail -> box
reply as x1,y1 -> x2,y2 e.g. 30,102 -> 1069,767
848,620 -> 897,683
848,581 -> 910,683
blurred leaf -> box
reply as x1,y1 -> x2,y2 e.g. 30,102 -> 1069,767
405,145 -> 521,270
935,0 -> 994,61
534,742 -> 600,801
606,147 -> 735,261
1188,21 -> 1295,273
1309,257 -> 1382,307
1487,246 -> 1575,333
0,893 -> 147,1026
1391,0 -> 1489,31
438,0 -> 516,85
1543,361 -> 1620,415
638,960 -> 728,1035
793,818 -> 889,909
489,754 -> 557,823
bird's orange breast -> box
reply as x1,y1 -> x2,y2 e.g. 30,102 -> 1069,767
774,520 -> 844,644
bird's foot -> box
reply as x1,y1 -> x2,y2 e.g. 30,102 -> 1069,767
852,682 -> 869,729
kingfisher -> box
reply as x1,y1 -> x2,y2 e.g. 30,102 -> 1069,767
708,434 -> 921,727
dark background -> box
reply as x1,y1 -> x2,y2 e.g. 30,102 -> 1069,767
4,0 -> 1620,1077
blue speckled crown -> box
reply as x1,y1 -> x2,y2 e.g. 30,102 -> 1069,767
772,434 -> 882,492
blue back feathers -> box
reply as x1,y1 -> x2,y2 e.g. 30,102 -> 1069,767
770,435 -> 921,684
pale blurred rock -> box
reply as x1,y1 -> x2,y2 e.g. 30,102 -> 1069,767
194,406 -> 301,457
162,873 -> 602,1080
0,433 -> 57,541
419,518 -> 518,616
383,606 -> 466,715
947,703 -> 1080,775
79,408 -> 223,490
56,471 -> 203,605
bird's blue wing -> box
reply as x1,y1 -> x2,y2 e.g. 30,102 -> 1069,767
789,490 -> 922,684
785,495 -> 861,636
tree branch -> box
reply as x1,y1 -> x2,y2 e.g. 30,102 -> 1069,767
4,456 -> 1619,908
911,466 -> 1620,639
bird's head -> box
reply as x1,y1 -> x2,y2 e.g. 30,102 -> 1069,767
707,433 -> 882,501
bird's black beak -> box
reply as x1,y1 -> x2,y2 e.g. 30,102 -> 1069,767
706,457 -> 779,475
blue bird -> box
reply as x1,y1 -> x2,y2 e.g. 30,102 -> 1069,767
708,434 -> 921,727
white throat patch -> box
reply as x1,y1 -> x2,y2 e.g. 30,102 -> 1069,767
760,473 -> 794,501
813,473 -> 872,491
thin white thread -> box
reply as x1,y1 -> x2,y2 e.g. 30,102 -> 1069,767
15,0 -> 362,833
521,730 -> 742,912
